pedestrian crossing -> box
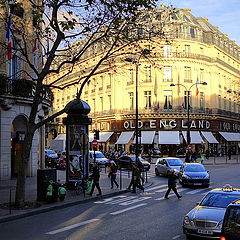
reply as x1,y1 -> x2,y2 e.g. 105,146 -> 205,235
94,183 -> 211,207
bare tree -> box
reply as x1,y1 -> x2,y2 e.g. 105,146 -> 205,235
0,0 -> 163,207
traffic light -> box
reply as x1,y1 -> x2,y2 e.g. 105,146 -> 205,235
94,129 -> 100,140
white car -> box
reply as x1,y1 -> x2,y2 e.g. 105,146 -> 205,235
89,151 -> 109,165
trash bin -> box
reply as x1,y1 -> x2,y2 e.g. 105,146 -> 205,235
37,168 -> 57,201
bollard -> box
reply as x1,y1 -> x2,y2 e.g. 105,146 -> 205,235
9,189 -> 12,215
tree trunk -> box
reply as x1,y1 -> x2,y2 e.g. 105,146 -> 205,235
15,126 -> 34,207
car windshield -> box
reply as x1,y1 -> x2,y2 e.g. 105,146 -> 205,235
95,152 -> 105,158
167,159 -> 183,166
129,156 -> 144,162
46,150 -> 56,155
200,193 -> 240,208
184,164 -> 206,172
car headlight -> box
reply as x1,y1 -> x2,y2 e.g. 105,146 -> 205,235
204,174 -> 210,179
217,220 -> 223,229
183,174 -> 191,179
184,216 -> 191,225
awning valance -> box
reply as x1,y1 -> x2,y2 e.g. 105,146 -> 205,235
219,132 -> 240,142
115,131 -> 134,144
201,132 -> 219,144
158,131 -> 180,144
182,131 -> 204,144
133,131 -> 155,144
98,132 -> 114,143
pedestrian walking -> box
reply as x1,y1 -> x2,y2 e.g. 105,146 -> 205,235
191,150 -> 198,163
228,148 -> 232,160
185,149 -> 192,163
108,162 -> 119,189
89,163 -> 102,196
200,151 -> 206,164
164,169 -> 182,199
132,163 -> 144,193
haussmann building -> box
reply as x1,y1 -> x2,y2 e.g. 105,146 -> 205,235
47,5 -> 240,158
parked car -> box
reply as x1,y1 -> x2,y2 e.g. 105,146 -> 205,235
89,151 -> 109,165
155,157 -> 183,176
117,155 -> 150,171
45,149 -> 59,168
221,198 -> 240,240
183,185 -> 240,239
179,163 -> 210,187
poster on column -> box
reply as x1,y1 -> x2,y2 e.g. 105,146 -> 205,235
68,125 -> 89,179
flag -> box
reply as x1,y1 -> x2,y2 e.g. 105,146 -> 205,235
196,77 -> 199,96
6,15 -> 12,60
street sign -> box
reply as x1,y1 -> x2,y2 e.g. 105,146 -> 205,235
92,139 -> 98,147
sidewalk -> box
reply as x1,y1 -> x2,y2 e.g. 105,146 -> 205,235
0,169 -> 152,223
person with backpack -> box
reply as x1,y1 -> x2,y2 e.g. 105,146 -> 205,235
89,163 -> 102,196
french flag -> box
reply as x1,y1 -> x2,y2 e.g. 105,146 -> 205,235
6,15 -> 13,60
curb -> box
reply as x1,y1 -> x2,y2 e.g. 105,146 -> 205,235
0,189 -> 128,223
0,181 -> 153,223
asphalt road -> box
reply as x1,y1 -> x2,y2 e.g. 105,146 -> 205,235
0,163 -> 239,240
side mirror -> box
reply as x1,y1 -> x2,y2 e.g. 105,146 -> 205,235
207,170 -> 209,173
196,202 -> 200,205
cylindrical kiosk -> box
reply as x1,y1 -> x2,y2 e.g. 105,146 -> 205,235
63,99 -> 92,188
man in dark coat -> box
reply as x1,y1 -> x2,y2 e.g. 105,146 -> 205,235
89,163 -> 102,196
164,169 -> 182,199
132,163 -> 144,193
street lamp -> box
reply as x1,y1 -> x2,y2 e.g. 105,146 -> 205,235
170,81 -> 207,145
125,49 -> 151,163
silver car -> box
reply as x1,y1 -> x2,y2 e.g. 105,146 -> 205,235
183,185 -> 240,239
155,157 -> 183,176
89,151 -> 109,165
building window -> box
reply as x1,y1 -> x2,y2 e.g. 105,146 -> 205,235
229,99 -> 231,111
128,69 -> 134,85
200,69 -> 204,82
99,76 -> 103,90
107,73 -> 112,88
129,92 -> 134,110
144,91 -> 151,109
184,45 -> 190,54
163,45 -> 171,57
144,65 -> 151,82
224,98 -> 227,110
100,97 -> 103,112
163,66 -> 172,82
184,67 -> 191,83
108,95 -> 112,110
190,28 -> 195,38
93,98 -> 96,114
163,90 -> 172,109
218,95 -> 221,109
199,92 -> 205,110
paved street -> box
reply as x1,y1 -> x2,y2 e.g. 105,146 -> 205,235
0,163 -> 239,240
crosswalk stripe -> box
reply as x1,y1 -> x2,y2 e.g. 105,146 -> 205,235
119,197 -> 152,206
186,189 -> 209,194
110,203 -> 147,215
46,219 -> 100,235
145,184 -> 168,192
106,196 -> 138,205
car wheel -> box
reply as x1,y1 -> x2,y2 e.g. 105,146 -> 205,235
155,169 -> 159,176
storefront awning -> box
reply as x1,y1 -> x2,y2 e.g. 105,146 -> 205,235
158,131 -> 180,144
98,132 -> 114,143
133,131 -> 156,144
182,131 -> 204,144
201,132 -> 219,144
219,132 -> 240,142
115,131 -> 134,144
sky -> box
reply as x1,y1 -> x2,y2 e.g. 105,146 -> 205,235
159,0 -> 240,45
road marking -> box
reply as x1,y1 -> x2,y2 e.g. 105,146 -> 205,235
106,196 -> 138,205
46,219 -> 100,235
119,197 -> 151,206
172,235 -> 180,239
94,195 -> 127,204
110,203 -> 147,215
186,188 -> 208,194
145,184 -> 168,192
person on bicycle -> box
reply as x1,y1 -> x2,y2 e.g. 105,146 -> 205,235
89,163 -> 102,196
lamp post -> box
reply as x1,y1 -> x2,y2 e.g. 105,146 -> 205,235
170,81 -> 207,145
125,49 -> 150,163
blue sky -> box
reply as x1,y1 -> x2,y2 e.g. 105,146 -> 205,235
159,0 -> 240,45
